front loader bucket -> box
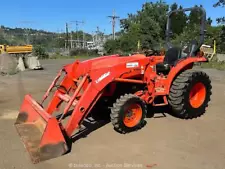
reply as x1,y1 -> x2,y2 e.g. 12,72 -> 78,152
14,95 -> 69,164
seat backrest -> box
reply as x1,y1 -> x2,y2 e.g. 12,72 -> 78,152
189,40 -> 199,56
163,47 -> 181,65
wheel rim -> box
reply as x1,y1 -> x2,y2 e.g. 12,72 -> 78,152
189,82 -> 206,108
123,104 -> 142,128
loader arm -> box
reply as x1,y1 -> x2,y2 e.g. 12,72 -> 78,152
65,57 -> 151,136
14,56 -> 151,163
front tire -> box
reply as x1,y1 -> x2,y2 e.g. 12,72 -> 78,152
110,94 -> 147,134
168,69 -> 212,119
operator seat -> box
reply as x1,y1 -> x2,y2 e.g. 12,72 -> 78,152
156,47 -> 182,74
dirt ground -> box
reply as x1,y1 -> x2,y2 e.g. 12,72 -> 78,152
0,59 -> 225,169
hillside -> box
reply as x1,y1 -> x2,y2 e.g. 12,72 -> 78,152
0,26 -> 94,50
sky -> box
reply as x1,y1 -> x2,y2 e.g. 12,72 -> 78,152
1,0 -> 224,34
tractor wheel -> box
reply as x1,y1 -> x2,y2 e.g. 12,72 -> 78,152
110,94 -> 147,134
168,69 -> 212,119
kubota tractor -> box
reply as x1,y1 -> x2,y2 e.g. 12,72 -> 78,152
14,7 -> 212,164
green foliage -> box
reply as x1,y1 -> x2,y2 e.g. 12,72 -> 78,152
0,26 -> 93,50
49,54 -> 94,60
0,35 -> 8,44
204,26 -> 220,45
214,0 -> 225,7
214,0 -> 225,24
104,1 -> 225,55
172,24 -> 201,47
189,5 -> 204,25
139,1 -> 169,41
49,51 -> 66,59
200,60 -> 225,70
202,25 -> 225,53
170,4 -> 187,36
104,39 -> 121,54
171,5 -> 211,47
207,17 -> 213,25
69,48 -> 99,57
218,26 -> 225,53
105,1 -> 169,54
33,45 -> 49,59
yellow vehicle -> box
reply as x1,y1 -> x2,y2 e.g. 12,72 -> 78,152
0,45 -> 33,54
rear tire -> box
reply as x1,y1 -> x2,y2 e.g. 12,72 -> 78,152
168,69 -> 212,119
110,94 -> 147,134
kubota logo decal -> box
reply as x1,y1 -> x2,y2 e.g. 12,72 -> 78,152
126,62 -> 139,68
95,72 -> 111,83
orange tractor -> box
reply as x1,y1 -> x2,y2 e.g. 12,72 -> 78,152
15,7 -> 212,164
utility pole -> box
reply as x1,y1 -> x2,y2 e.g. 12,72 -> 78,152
65,23 -> 69,49
70,31 -> 73,49
92,31 -> 95,43
83,31 -> 85,48
81,21 -> 86,48
70,20 -> 85,48
108,10 -> 120,40
96,26 -> 99,45
103,29 -> 106,42
66,22 -> 74,49
75,21 -> 79,47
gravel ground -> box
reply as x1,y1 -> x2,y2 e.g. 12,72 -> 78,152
0,59 -> 225,169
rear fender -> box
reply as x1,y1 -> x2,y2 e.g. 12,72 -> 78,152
165,57 -> 207,93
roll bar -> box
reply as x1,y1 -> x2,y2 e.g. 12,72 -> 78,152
166,7 -> 206,49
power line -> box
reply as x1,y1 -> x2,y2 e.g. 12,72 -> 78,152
70,20 -> 85,48
108,10 -> 120,40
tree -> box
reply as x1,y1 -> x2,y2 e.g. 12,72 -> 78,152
213,0 -> 225,24
204,26 -> 220,45
218,26 -> 225,52
213,0 -> 225,7
103,39 -> 120,54
121,23 -> 141,52
33,45 -> 49,59
189,5 -> 204,26
138,2 -> 168,49
116,1 -> 169,52
171,5 -> 209,46
104,1 -> 225,54
207,17 -> 213,25
0,35 -> 8,44
120,14 -> 138,33
139,1 -> 169,39
220,26 -> 225,42
170,4 -> 188,36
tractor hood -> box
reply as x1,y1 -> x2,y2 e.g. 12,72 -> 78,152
88,54 -> 146,69
63,54 -> 146,78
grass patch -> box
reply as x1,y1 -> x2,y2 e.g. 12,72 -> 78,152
48,54 -> 97,60
200,56 -> 225,70
200,61 -> 225,70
